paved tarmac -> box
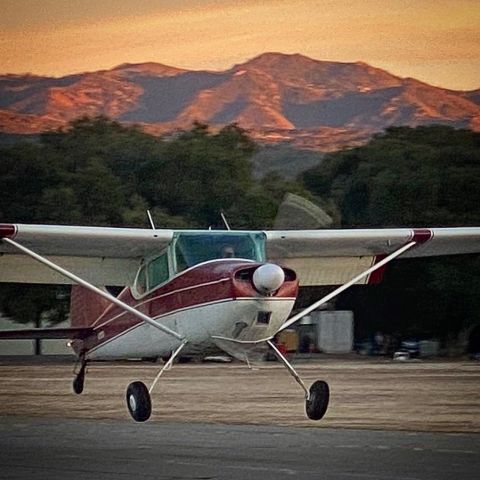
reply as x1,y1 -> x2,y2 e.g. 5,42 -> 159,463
0,416 -> 479,480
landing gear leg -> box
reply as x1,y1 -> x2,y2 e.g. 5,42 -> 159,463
73,358 -> 87,394
125,340 -> 188,422
267,340 -> 329,421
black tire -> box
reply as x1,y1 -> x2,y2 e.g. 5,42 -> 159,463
305,380 -> 329,421
126,381 -> 152,422
72,374 -> 84,394
72,362 -> 86,394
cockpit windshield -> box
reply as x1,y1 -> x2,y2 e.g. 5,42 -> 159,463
174,232 -> 265,272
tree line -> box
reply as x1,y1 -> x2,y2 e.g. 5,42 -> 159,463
302,125 -> 480,343
1,119 -> 479,345
0,117 -> 308,329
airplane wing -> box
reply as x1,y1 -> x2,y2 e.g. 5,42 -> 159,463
1,224 -> 479,288
0,224 -> 173,286
265,227 -> 480,286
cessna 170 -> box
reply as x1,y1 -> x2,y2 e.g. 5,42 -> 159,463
0,223 -> 479,422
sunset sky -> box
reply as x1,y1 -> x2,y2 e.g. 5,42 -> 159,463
1,0 -> 479,90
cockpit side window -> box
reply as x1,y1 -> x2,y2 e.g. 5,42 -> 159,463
148,253 -> 169,289
175,246 -> 188,273
134,251 -> 170,297
135,264 -> 147,295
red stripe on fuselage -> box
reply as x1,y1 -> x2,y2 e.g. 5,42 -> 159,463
77,260 -> 299,354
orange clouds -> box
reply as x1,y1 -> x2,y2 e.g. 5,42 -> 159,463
1,0 -> 479,90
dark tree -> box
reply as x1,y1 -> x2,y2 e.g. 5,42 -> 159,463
303,126 -> 480,343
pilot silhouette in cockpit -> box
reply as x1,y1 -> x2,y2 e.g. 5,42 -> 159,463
220,245 -> 235,258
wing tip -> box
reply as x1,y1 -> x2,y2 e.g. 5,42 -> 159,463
411,228 -> 433,244
0,224 -> 17,239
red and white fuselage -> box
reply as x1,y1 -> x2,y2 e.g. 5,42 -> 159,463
74,259 -> 298,360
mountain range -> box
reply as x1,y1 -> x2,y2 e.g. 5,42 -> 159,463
1,52 -> 479,151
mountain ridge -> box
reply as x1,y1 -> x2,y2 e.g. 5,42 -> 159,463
1,52 -> 479,151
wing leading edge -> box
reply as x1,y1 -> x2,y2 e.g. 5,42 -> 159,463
1,224 -> 479,287
0,224 -> 174,286
265,227 -> 480,286
265,227 -> 480,259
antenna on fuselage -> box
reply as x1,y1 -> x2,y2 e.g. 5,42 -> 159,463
146,210 -> 156,230
220,211 -> 231,231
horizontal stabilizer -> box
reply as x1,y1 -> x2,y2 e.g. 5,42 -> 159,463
0,327 -> 94,340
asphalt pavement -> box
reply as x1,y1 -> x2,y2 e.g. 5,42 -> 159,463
0,416 -> 478,480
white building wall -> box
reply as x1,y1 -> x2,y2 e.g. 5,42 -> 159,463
311,311 -> 354,353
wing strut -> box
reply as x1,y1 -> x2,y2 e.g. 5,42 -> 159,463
277,240 -> 417,333
1,237 -> 184,342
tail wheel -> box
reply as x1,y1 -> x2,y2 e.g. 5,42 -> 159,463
72,361 -> 87,395
126,381 -> 152,422
73,375 -> 84,394
306,380 -> 330,421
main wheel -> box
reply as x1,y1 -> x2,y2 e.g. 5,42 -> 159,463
305,380 -> 330,421
126,381 -> 152,422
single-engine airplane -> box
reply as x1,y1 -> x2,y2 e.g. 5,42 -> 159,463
0,223 -> 479,422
